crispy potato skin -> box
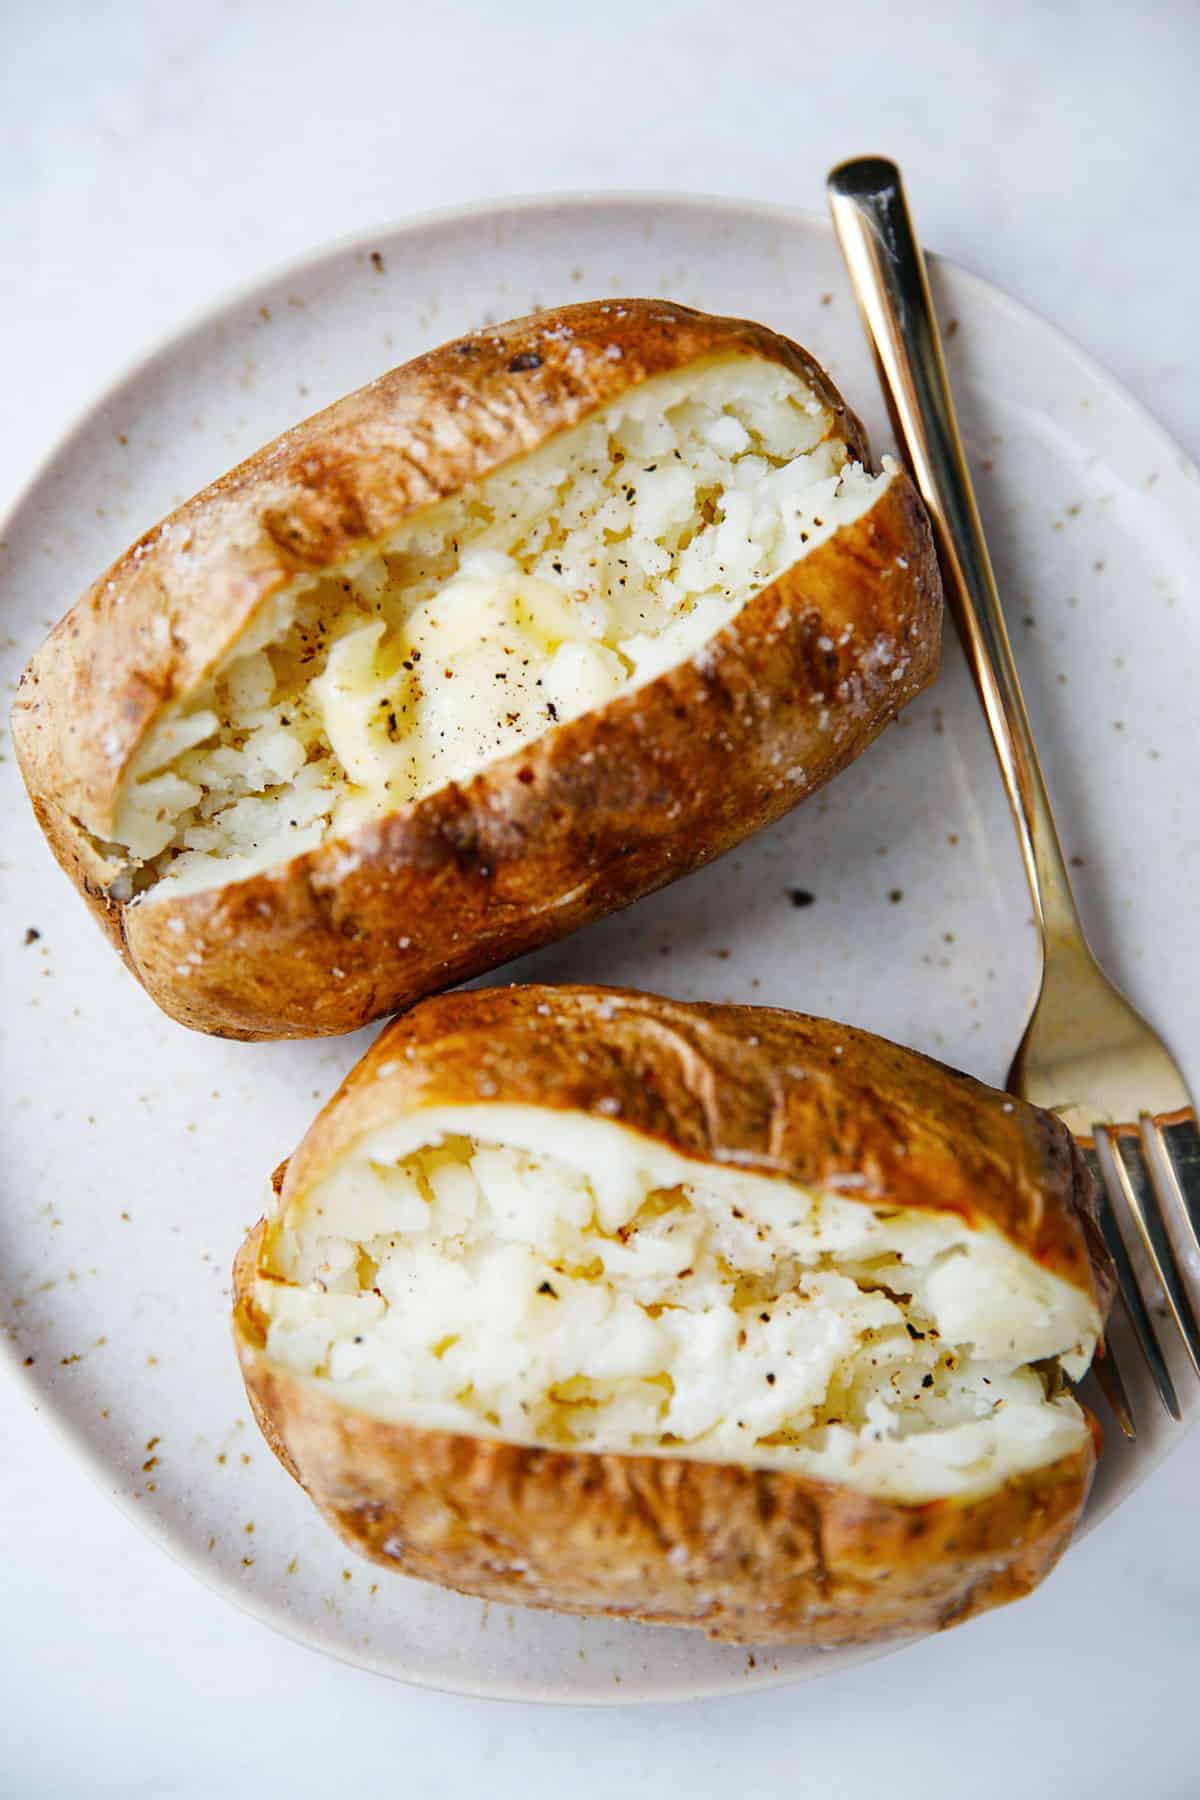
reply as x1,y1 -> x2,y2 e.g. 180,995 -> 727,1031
233,986 -> 1111,1646
11,301 -> 941,1039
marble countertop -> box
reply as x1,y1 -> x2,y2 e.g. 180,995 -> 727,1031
3,2 -> 1198,1793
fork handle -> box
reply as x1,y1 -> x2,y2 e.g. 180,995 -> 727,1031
827,157 -> 1082,950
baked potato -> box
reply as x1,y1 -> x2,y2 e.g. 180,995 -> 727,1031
234,984 -> 1112,1646
13,300 -> 939,1040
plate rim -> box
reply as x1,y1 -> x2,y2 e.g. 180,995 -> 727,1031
3,186 -> 1197,1704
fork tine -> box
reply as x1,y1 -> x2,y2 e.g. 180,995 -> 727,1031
1084,1144 -> 1181,1421
1090,1334 -> 1137,1440
1151,1112 -> 1200,1265
1089,1332 -> 1137,1440
1102,1126 -> 1200,1379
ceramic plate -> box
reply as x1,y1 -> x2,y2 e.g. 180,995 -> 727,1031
2,194 -> 1197,1704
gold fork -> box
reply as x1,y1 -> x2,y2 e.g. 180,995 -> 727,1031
827,155 -> 1200,1434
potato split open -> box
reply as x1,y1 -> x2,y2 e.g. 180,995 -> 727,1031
14,300 -> 941,1037
234,987 -> 1112,1644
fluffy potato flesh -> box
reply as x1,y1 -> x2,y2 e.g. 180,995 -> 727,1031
256,1106 -> 1099,1506
110,356 -> 889,899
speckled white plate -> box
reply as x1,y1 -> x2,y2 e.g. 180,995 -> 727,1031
2,194 -> 1198,1705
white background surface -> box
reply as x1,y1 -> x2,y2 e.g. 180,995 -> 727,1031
2,1 -> 1198,1794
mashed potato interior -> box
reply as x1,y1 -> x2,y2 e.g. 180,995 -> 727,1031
256,1106 -> 1098,1504
110,356 -> 888,899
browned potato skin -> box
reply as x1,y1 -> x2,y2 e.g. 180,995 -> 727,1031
233,986 -> 1111,1646
11,301 -> 941,1040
